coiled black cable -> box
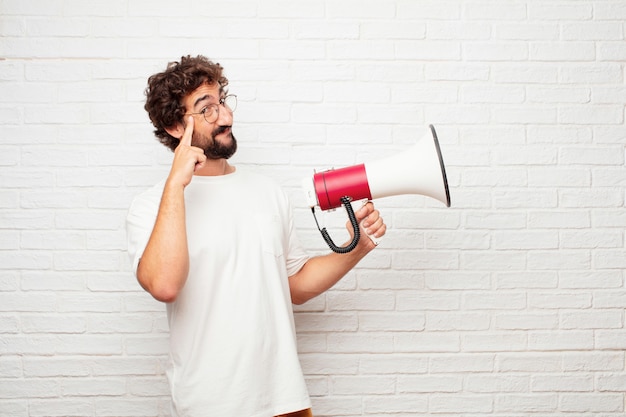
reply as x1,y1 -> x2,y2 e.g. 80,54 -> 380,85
311,196 -> 360,254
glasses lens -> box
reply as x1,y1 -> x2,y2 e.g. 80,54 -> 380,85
202,96 -> 237,123
203,105 -> 219,123
224,95 -> 237,112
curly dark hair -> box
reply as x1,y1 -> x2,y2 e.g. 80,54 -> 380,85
144,55 -> 229,151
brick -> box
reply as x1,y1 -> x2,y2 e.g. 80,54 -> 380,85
562,22 -> 624,41
495,271 -> 558,289
358,312 -> 425,332
327,291 -> 395,311
496,313 -> 558,330
596,330 -> 626,350
396,291 -> 460,311
560,105 -> 624,125
560,63 -> 623,84
294,313 -> 358,333
492,230 -> 559,250
0,314 -> 19,334
304,377 -> 329,396
497,353 -> 562,373
23,358 -> 90,377
497,23 -> 559,41
463,333 -> 528,352
596,373 -> 626,392
0,251 -> 53,270
89,357 -> 164,376
0,400 -> 28,416
357,270 -> 425,290
529,292 -> 592,309
299,353 -> 359,375
598,41 -> 626,61
94,398 -> 159,417
560,271 -> 623,289
359,354 -> 428,375
527,250 -> 591,270
125,335 -> 169,356
495,394 -> 558,412
331,375 -> 395,395
327,333 -> 393,353
594,290 -> 626,308
59,293 -> 121,313
398,375 -> 462,393
426,311 -> 490,331
430,394 -> 493,413
466,374 -> 529,393
594,1 -> 626,20
528,331 -> 594,351
562,310 -> 623,330
530,42 -> 596,61
562,352 -> 624,371
394,332 -> 460,353
309,396 -> 362,416
363,395 -> 428,414
398,1 -> 461,19
61,378 -> 126,396
28,399 -> 93,417
21,314 -> 86,334
528,3 -> 592,20
127,376 -> 170,396
560,393 -> 624,412
393,250 -> 459,270
531,374 -> 594,392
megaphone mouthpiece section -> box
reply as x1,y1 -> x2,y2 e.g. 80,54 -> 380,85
312,164 -> 373,211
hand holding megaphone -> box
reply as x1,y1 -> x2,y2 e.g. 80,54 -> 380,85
302,124 -> 451,254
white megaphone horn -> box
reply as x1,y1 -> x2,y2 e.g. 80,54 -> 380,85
302,124 -> 451,254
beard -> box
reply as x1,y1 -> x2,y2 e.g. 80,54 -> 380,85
193,125 -> 237,160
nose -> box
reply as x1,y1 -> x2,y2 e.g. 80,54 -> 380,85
217,103 -> 233,124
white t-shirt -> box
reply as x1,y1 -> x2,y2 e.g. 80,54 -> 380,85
126,167 -> 311,417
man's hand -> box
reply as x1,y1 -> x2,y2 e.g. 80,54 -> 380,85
350,201 -> 386,251
168,116 -> 207,188
288,201 -> 387,305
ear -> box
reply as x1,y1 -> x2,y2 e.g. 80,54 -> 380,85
164,122 -> 185,140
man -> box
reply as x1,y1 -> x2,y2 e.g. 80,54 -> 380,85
126,55 -> 386,417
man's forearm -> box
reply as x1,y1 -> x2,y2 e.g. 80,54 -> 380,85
288,201 -> 386,305
137,181 -> 189,302
288,244 -> 370,305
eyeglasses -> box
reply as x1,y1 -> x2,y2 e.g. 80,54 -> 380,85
185,94 -> 237,124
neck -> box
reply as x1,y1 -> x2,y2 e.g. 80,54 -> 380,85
194,159 -> 234,176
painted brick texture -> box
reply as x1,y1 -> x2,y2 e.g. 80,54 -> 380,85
0,1 -> 625,416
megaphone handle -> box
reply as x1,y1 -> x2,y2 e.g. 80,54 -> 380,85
354,199 -> 381,247
312,196 -> 361,254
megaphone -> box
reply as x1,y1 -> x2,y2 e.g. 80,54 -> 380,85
302,124 -> 451,253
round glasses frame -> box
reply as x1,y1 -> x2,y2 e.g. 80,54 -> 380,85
185,94 -> 237,124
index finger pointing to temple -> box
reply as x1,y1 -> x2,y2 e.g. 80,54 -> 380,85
180,116 -> 194,147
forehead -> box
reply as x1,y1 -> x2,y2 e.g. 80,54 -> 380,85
184,82 -> 221,110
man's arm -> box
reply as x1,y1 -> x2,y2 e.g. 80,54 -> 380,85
288,202 -> 386,305
136,117 -> 206,302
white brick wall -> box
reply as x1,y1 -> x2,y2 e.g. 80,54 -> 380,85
1,0 -> 625,416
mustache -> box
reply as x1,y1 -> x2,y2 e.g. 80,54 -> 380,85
213,125 -> 231,136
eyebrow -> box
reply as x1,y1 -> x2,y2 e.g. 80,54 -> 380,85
193,94 -> 215,110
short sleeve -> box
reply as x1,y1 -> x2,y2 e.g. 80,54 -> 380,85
125,182 -> 163,277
